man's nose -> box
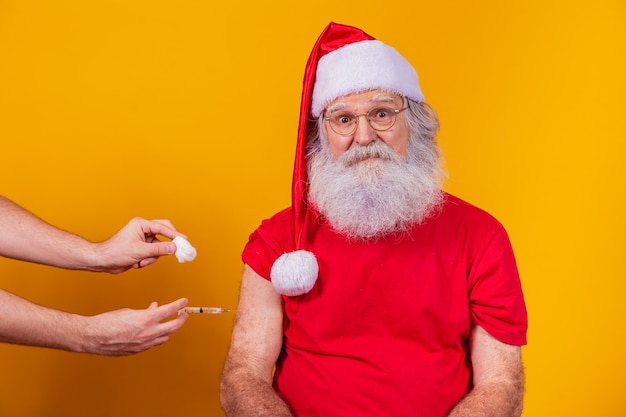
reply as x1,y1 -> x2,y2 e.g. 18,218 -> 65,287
353,115 -> 377,146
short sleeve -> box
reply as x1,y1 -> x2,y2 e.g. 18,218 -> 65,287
242,208 -> 295,281
468,226 -> 528,346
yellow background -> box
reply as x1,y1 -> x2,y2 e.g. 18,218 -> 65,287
1,1 -> 625,416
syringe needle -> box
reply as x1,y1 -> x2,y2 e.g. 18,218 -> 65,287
179,307 -> 234,315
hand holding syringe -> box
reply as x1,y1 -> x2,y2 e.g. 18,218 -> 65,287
178,307 -> 234,315
170,242 -> 233,315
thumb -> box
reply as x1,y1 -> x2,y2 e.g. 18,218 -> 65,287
144,241 -> 176,258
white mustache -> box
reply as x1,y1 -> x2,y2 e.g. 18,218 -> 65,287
339,142 -> 399,167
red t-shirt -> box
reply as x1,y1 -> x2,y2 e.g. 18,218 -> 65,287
242,193 -> 527,417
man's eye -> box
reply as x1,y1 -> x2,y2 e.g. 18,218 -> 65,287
334,114 -> 353,124
371,108 -> 391,120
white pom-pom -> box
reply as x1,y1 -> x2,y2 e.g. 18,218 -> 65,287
173,236 -> 197,263
270,250 -> 319,296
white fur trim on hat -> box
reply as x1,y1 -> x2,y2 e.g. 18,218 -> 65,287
270,250 -> 319,296
311,40 -> 424,118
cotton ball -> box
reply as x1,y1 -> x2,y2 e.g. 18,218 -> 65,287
270,250 -> 318,296
173,236 -> 197,263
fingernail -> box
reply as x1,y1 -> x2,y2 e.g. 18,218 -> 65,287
166,243 -> 175,254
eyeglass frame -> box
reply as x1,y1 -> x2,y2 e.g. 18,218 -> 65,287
322,96 -> 409,136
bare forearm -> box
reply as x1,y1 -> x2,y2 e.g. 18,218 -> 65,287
448,325 -> 526,416
0,196 -> 96,270
447,376 -> 524,417
0,289 -> 189,355
221,367 -> 293,417
220,266 -> 291,416
0,289 -> 88,352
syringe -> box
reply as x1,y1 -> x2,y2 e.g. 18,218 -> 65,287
179,307 -> 234,315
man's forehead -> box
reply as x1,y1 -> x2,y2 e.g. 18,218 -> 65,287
325,91 -> 401,112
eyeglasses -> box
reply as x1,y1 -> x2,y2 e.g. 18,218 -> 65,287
323,99 -> 408,136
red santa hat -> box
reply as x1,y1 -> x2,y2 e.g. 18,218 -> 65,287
270,22 -> 425,296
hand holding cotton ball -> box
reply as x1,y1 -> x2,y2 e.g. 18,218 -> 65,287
173,236 -> 197,263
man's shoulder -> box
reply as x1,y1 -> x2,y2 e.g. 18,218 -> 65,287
443,192 -> 485,212
250,207 -> 295,240
439,192 -> 504,228
259,206 -> 293,227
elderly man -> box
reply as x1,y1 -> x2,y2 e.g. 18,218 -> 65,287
221,22 -> 527,417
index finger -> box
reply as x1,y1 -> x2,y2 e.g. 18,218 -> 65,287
153,297 -> 190,320
142,219 -> 188,241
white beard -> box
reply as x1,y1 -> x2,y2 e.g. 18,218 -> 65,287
308,139 -> 444,241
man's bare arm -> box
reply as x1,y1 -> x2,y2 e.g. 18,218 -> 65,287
220,264 -> 293,417
447,325 -> 525,417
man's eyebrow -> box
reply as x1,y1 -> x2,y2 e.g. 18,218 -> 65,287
325,94 -> 400,114
325,102 -> 347,113
370,94 -> 398,104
